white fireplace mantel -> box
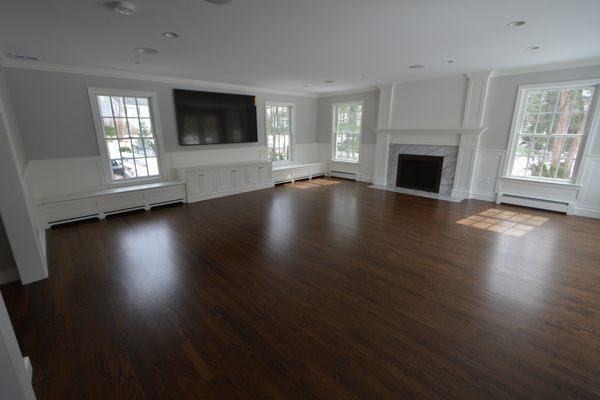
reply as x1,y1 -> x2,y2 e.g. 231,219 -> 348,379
372,128 -> 486,199
372,72 -> 492,199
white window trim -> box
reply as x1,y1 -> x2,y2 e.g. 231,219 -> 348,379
87,87 -> 167,185
331,101 -> 364,163
502,78 -> 600,185
265,101 -> 295,164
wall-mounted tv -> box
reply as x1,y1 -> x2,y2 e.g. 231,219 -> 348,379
174,89 -> 258,145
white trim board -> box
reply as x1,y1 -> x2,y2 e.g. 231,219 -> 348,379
0,58 -> 317,98
492,56 -> 600,78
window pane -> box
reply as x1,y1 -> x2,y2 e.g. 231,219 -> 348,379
98,96 -> 113,117
106,139 -> 121,159
143,139 -> 156,156
535,113 -> 553,134
521,113 -> 537,133
131,139 -> 145,158
540,90 -> 559,113
557,159 -> 575,179
540,158 -> 559,178
561,136 -> 581,159
510,86 -> 595,182
111,160 -> 125,180
334,104 -> 362,161
102,118 -> 117,138
531,137 -> 548,157
115,118 -> 129,138
525,91 -> 542,114
515,136 -> 532,156
111,97 -> 126,117
545,137 -> 563,158
266,105 -> 291,161
128,118 -> 140,137
527,157 -> 542,177
124,97 -> 138,117
147,157 -> 159,176
511,156 -> 529,176
139,118 -> 153,137
134,158 -> 148,177
567,112 -> 586,134
119,139 -> 132,158
122,159 -> 136,178
137,98 -> 150,118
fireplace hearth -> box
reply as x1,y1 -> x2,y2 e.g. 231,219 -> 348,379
396,154 -> 444,193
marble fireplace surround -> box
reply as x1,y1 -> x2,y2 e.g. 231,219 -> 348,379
372,128 -> 486,199
388,144 -> 458,195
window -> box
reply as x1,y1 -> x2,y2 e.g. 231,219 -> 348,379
508,84 -> 596,181
333,102 -> 363,162
266,103 -> 293,162
90,90 -> 161,182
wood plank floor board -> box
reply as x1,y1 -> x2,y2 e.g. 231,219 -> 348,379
2,180 -> 600,399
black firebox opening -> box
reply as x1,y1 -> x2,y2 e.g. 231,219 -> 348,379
396,154 -> 444,193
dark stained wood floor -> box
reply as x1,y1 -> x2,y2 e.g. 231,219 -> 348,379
3,179 -> 600,399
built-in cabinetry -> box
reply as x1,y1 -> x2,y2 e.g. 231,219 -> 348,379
177,160 -> 273,203
37,181 -> 186,228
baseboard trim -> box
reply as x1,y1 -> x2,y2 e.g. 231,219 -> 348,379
0,268 -> 20,285
187,182 -> 274,203
572,207 -> 600,219
470,191 -> 497,202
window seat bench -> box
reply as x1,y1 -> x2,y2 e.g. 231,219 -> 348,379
272,162 -> 326,184
36,181 -> 186,228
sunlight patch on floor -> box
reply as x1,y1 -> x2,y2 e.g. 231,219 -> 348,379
284,179 -> 340,189
457,208 -> 549,236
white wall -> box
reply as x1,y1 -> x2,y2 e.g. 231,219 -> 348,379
0,67 -> 47,284
389,75 -> 467,129
472,65 -> 600,210
2,67 -> 320,199
317,89 -> 380,181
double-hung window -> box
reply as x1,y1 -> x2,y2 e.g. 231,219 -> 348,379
266,103 -> 293,162
333,102 -> 363,162
507,83 -> 597,181
89,89 -> 162,182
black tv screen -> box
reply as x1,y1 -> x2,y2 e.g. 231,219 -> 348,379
174,89 -> 258,145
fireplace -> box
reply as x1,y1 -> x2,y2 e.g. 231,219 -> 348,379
396,154 -> 444,193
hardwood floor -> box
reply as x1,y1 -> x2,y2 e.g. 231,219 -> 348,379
3,179 -> 600,399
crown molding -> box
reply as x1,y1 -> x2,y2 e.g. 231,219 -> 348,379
0,58 -> 318,98
492,56 -> 600,78
317,86 -> 379,98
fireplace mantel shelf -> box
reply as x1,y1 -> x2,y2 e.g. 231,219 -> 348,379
374,128 -> 486,136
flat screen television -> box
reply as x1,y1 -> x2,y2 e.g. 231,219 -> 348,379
174,89 -> 258,145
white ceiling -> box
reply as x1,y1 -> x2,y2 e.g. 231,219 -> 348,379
1,0 -> 599,95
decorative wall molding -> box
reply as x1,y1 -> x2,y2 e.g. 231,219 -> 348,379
462,71 -> 492,128
0,58 -> 317,98
492,56 -> 600,78
318,86 -> 379,98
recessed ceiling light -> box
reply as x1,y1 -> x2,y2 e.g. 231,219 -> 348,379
361,75 -> 367,79
109,1 -> 136,15
408,64 -> 426,69
507,21 -> 526,28
441,60 -> 454,64
133,60 -> 141,64
301,84 -> 310,88
134,47 -> 158,54
324,80 -> 335,84
205,0 -> 232,4
162,32 -> 179,38
526,46 -> 541,51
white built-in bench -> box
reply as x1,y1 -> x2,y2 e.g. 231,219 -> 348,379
37,181 -> 186,228
272,162 -> 326,184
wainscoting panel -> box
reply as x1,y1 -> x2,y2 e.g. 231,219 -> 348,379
472,149 -> 506,201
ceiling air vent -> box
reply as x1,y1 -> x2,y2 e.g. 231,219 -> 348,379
8,53 -> 39,62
